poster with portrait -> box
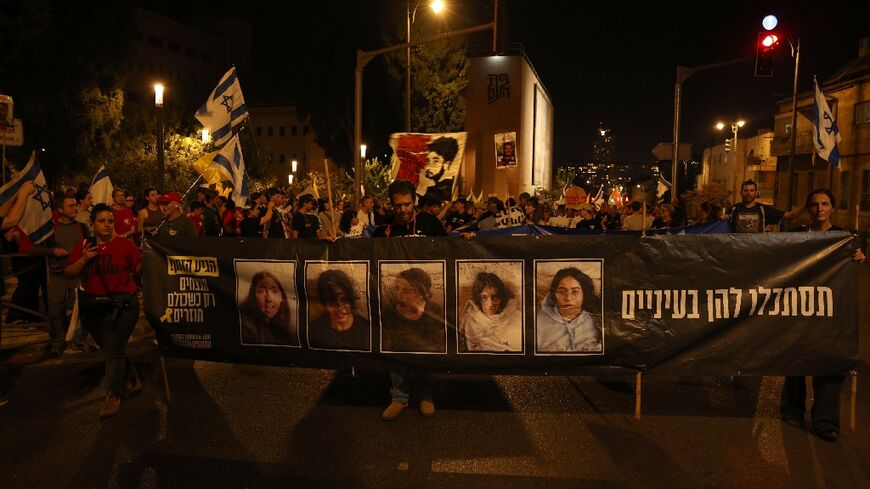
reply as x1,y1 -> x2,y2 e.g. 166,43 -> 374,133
494,131 -> 517,169
304,261 -> 372,352
456,260 -> 524,354
534,259 -> 604,355
378,261 -> 447,354
388,132 -> 467,202
0,94 -> 12,129
235,259 -> 300,347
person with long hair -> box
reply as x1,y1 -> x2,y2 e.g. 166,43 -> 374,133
536,267 -> 603,353
459,272 -> 522,352
64,203 -> 142,418
239,270 -> 298,345
308,269 -> 369,350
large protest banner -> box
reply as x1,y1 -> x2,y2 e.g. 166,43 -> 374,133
143,232 -> 859,376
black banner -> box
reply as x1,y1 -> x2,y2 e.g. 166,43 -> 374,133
143,232 -> 859,376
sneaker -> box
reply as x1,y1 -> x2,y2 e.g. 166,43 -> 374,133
381,401 -> 407,421
123,376 -> 143,399
420,399 -> 436,418
99,393 -> 122,419
812,429 -> 839,442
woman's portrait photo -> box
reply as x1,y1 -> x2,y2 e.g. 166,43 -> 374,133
534,260 -> 604,355
379,261 -> 447,354
235,260 -> 300,347
305,262 -> 371,351
456,261 -> 523,353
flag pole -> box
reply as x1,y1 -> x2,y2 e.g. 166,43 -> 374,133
146,173 -> 204,244
323,158 -> 337,239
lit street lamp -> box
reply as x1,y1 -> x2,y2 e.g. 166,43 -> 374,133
154,83 -> 165,192
406,0 -> 444,131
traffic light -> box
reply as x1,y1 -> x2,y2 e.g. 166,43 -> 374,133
725,138 -> 732,152
755,31 -> 779,77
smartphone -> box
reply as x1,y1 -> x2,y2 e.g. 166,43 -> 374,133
85,236 -> 97,247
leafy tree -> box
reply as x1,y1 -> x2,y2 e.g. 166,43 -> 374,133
363,156 -> 392,201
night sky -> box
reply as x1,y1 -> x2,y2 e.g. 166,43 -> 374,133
146,0 -> 870,164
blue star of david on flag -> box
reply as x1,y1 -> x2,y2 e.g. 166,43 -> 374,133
195,67 -> 249,148
221,94 -> 234,113
32,182 -> 52,210
813,78 -> 842,167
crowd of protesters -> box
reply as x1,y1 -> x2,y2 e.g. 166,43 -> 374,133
0,178 -> 864,442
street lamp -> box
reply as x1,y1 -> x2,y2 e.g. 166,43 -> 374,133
360,144 -> 367,159
288,174 -> 294,185
717,119 -> 746,180
406,0 -> 444,132
201,128 -> 210,144
291,159 -> 298,173
154,83 -> 165,192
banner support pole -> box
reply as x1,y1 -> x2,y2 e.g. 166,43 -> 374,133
850,370 -> 857,433
324,158 -> 337,239
635,372 -> 642,419
160,355 -> 172,403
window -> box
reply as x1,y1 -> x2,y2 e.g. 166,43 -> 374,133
267,126 -> 274,137
838,171 -> 851,210
256,127 -> 262,137
855,101 -> 870,125
291,126 -> 297,136
279,126 -> 285,136
148,35 -> 163,48
862,170 -> 870,211
167,41 -> 180,53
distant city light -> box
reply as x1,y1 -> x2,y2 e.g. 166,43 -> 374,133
762,15 -> 778,31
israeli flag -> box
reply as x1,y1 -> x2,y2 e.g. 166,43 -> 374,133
813,78 -> 841,166
211,135 -> 249,207
196,67 -> 249,148
0,152 -> 54,244
88,165 -> 114,205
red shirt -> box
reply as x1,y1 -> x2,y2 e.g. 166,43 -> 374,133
67,236 -> 141,295
112,206 -> 136,237
188,213 -> 204,236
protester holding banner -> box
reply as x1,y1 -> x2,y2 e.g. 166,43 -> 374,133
308,270 -> 370,351
536,267 -> 603,353
780,189 -> 865,442
729,179 -> 803,233
374,180 -> 447,420
239,270 -> 299,346
64,203 -> 142,419
459,272 -> 522,352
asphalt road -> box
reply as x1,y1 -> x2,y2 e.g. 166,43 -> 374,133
1,268 -> 867,489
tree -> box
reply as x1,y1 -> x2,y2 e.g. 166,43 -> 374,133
363,157 -> 392,201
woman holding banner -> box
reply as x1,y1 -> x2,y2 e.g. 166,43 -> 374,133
64,203 -> 142,419
780,189 -> 865,442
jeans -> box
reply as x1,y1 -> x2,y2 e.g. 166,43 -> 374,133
82,295 -> 139,395
781,375 -> 845,433
47,274 -> 78,351
390,371 -> 433,404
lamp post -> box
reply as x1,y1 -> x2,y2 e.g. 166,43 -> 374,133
406,0 -> 445,132
154,83 -> 165,192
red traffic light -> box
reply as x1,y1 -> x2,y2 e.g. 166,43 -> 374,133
761,34 -> 779,47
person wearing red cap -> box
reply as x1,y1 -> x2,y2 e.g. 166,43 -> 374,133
156,192 -> 197,238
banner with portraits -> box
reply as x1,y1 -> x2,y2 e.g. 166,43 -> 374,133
143,231 -> 859,376
494,131 -> 517,169
389,132 -> 467,202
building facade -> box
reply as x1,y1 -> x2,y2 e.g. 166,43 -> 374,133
701,130 -> 777,205
462,50 -> 554,199
770,38 -> 870,229
247,104 -> 337,184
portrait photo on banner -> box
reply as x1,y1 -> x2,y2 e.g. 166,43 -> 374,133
494,131 -> 518,169
534,259 -> 604,355
388,132 -> 467,202
378,261 -> 447,354
304,261 -> 372,352
235,259 -> 300,347
456,260 -> 524,354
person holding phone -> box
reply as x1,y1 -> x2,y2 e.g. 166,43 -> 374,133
64,203 -> 142,419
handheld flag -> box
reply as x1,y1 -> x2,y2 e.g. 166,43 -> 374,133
0,152 -> 54,244
196,67 -> 249,148
813,77 -> 841,166
192,135 -> 249,207
88,165 -> 114,205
